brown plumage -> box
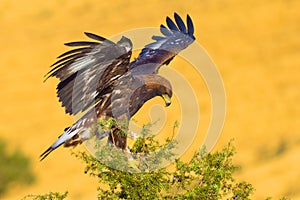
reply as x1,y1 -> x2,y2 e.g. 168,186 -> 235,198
40,72 -> 172,160
40,13 -> 195,160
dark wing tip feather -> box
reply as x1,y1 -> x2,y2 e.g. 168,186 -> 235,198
166,16 -> 179,32
84,32 -> 115,45
84,32 -> 106,41
186,14 -> 194,37
174,13 -> 187,33
64,41 -> 99,47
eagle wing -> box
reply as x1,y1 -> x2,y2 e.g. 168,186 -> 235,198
130,13 -> 195,75
45,33 -> 132,115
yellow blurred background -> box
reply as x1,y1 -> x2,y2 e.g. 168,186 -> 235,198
0,0 -> 299,199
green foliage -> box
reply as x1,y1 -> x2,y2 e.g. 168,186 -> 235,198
22,119 -> 288,199
167,140 -> 254,199
97,118 -> 128,137
75,120 -> 255,199
86,120 -> 177,173
21,191 -> 68,200
0,138 -> 35,196
74,137 -> 255,199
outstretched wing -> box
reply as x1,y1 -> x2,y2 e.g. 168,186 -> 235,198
45,33 -> 132,115
130,13 -> 195,75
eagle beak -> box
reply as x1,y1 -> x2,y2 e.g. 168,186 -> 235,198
162,94 -> 171,107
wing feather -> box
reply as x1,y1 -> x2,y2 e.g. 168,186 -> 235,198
160,24 -> 172,36
84,32 -> 115,44
57,47 -> 91,58
45,33 -> 132,115
174,13 -> 187,33
130,13 -> 196,75
64,41 -> 100,47
84,32 -> 107,41
152,36 -> 165,41
187,14 -> 194,36
51,53 -> 82,67
166,16 -> 179,32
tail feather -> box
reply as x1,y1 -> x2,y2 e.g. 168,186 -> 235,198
40,144 -> 63,161
40,127 -> 80,161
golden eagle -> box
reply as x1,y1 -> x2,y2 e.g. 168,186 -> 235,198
40,13 -> 195,160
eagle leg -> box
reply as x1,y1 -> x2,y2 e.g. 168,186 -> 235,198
108,126 -> 127,150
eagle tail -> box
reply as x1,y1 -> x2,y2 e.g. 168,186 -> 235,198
40,127 -> 79,161
40,146 -> 59,161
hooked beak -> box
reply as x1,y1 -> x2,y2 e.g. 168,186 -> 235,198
162,94 -> 171,107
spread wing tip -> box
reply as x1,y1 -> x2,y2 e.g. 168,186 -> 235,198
161,13 -> 195,40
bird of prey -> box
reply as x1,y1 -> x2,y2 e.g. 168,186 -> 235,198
40,13 -> 195,160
